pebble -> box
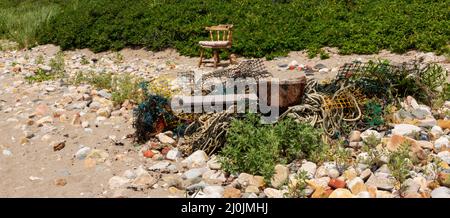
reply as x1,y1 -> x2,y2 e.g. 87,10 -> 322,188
347,177 -> 367,195
298,161 -> 317,179
182,150 -> 209,168
328,188 -> 355,198
434,136 -> 449,150
349,130 -> 361,142
156,133 -> 175,144
148,161 -> 171,171
223,187 -> 241,198
432,184 -> 450,196
182,167 -> 208,180
123,170 -> 137,180
81,121 -> 89,128
75,146 -> 91,160
365,174 -> 395,191
271,164 -> 289,188
206,155 -> 221,170
2,149 -> 12,156
166,149 -> 181,161
263,188 -> 284,198
108,176 -> 130,189
437,151 -> 450,164
391,124 -> 422,136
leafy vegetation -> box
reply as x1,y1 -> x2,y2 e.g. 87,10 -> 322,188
70,71 -> 145,106
285,170 -> 309,198
387,142 -> 413,185
1,0 -> 449,58
220,114 -> 326,180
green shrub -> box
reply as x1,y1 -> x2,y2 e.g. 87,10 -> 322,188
388,142 -> 412,184
220,114 -> 326,180
26,0 -> 450,58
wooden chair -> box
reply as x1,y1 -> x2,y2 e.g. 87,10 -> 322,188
198,24 -> 233,68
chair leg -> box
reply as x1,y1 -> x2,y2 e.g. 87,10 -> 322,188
198,48 -> 204,68
213,49 -> 219,68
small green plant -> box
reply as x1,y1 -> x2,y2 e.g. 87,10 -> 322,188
388,142 -> 412,185
319,49 -> 330,60
220,115 -> 326,180
25,68 -> 58,83
114,52 -> 124,64
80,56 -> 90,65
111,74 -> 145,106
332,142 -> 352,174
285,170 -> 309,198
49,51 -> 65,74
360,133 -> 384,169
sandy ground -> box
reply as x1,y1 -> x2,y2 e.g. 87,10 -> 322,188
0,43 -> 449,197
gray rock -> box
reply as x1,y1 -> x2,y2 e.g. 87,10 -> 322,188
108,176 -> 130,189
365,174 -> 395,191
430,187 -> 450,198
411,108 -> 431,119
123,169 -> 137,180
148,161 -> 171,171
75,146 -> 91,160
130,174 -> 157,190
98,89 -> 112,99
182,167 -> 208,180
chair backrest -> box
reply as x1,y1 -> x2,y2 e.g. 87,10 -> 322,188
205,24 -> 233,44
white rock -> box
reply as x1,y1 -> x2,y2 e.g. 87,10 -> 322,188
298,161 -> 317,179
182,167 -> 208,180
75,146 -> 91,160
434,136 -> 449,150
108,176 -> 130,189
391,124 -> 421,136
29,176 -> 43,181
81,121 -> 89,128
2,149 -> 12,156
166,149 -> 182,161
271,164 -> 289,188
431,187 -> 450,198
156,133 -> 175,144
264,188 -> 284,198
437,151 -> 450,164
182,150 -> 209,168
431,126 -> 443,138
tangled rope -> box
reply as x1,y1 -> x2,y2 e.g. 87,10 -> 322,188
181,106 -> 237,155
280,79 -> 362,137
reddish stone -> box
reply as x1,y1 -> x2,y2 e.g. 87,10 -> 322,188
161,147 -> 171,155
328,178 -> 346,189
143,150 -> 154,158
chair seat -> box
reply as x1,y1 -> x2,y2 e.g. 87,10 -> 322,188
199,41 -> 230,48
